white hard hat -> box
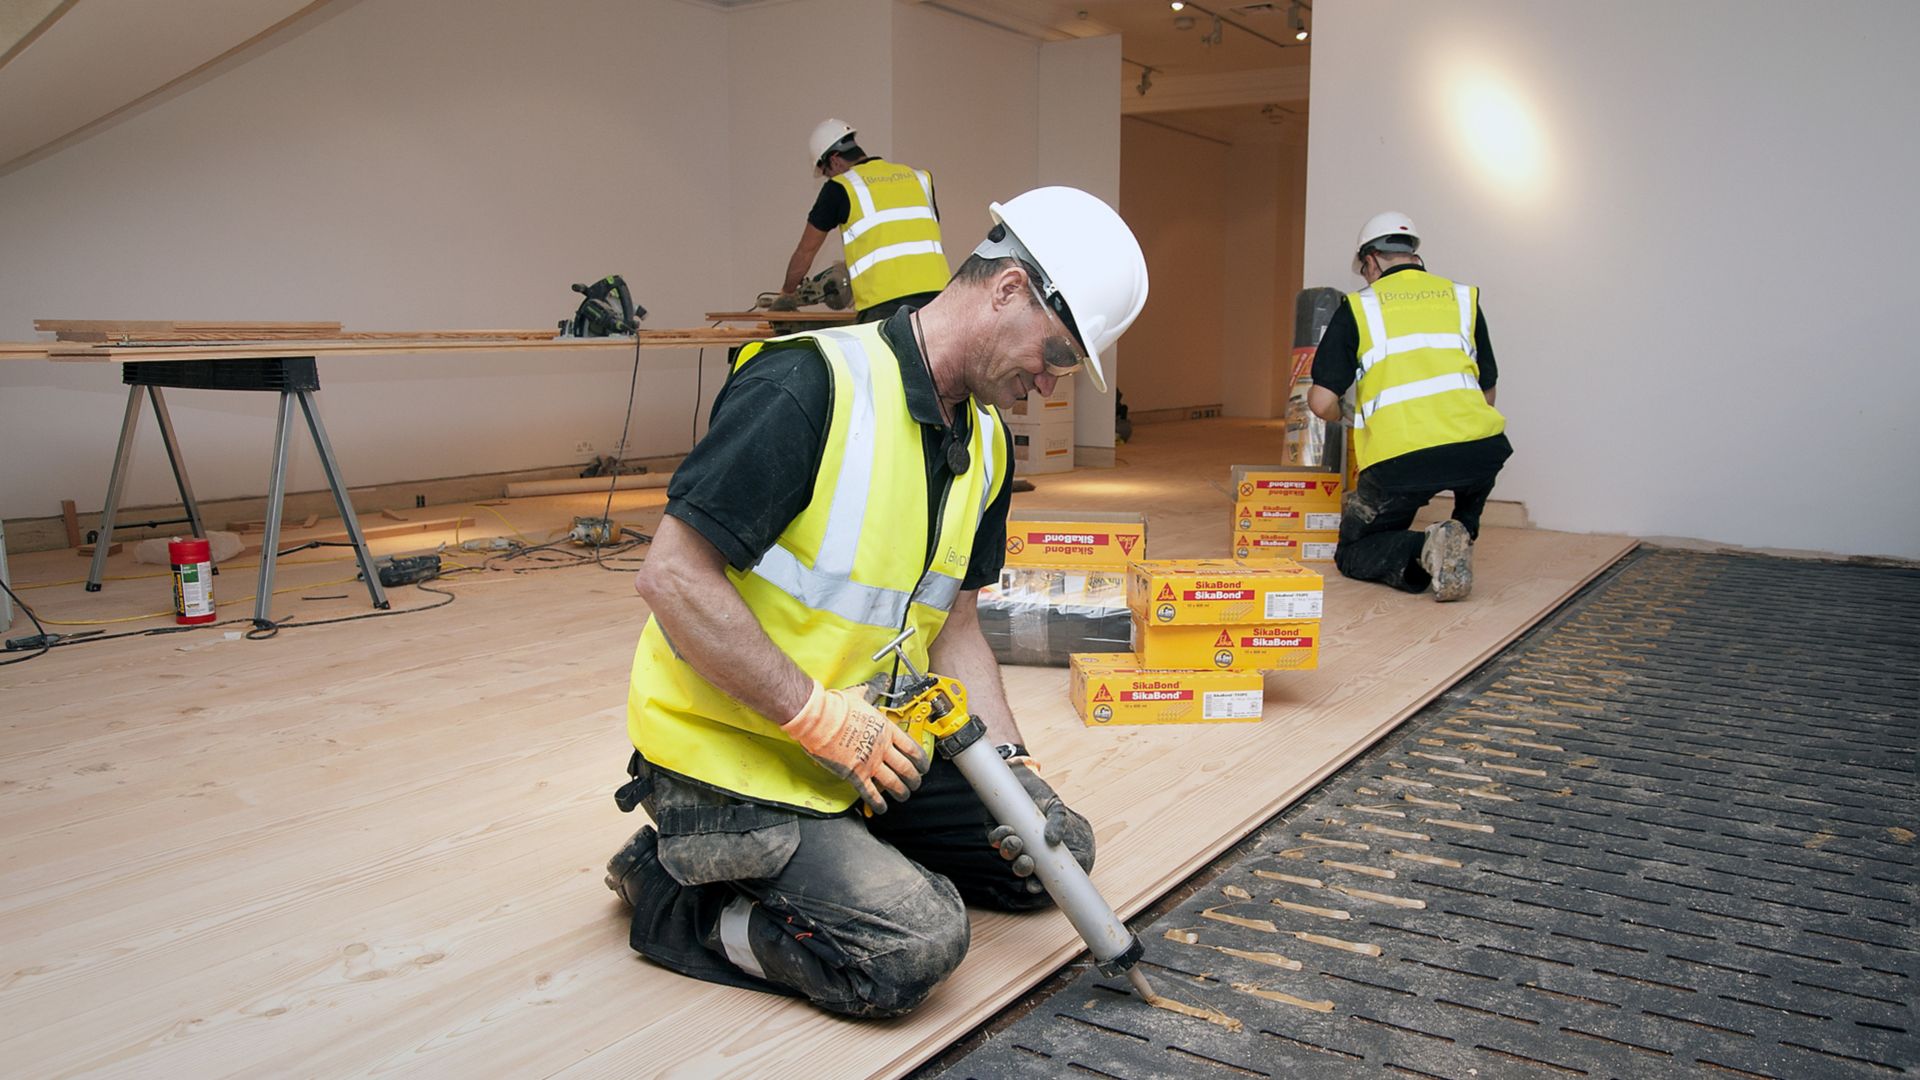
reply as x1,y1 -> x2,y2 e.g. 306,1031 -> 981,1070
809,118 -> 856,170
974,186 -> 1148,394
1353,211 -> 1419,272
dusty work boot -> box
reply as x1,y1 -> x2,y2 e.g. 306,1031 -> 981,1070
605,825 -> 662,908
1419,520 -> 1474,602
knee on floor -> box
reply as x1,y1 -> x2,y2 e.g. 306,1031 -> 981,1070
841,901 -> 971,1018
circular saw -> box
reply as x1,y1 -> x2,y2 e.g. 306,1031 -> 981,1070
758,262 -> 852,312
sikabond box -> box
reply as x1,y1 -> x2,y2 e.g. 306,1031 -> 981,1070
1070,653 -> 1265,726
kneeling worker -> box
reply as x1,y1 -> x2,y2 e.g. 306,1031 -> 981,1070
776,118 -> 951,323
609,187 -> 1150,1018
1309,212 -> 1512,601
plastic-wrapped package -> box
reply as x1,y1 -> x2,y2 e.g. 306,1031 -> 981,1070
977,566 -> 1132,667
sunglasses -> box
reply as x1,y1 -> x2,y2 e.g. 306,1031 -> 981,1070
1024,271 -> 1088,376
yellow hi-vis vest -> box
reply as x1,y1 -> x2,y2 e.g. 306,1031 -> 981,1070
1348,269 -> 1506,472
627,322 -> 1008,814
833,160 -> 949,311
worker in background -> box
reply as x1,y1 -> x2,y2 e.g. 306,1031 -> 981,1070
1308,212 -> 1511,601
608,187 -> 1149,1018
773,118 -> 950,323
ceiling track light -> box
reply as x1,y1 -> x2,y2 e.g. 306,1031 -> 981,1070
1169,1 -> 1185,9
1136,66 -> 1154,95
1289,2 -> 1309,42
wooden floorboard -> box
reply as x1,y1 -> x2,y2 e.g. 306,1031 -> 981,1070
0,419 -> 1635,1079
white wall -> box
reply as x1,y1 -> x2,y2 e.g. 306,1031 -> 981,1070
726,0 -> 893,323
1307,1 -> 1920,558
893,2 -> 1038,249
0,0 -> 731,518
1036,34 -> 1122,450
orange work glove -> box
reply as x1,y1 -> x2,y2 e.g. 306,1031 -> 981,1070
781,679 -> 929,814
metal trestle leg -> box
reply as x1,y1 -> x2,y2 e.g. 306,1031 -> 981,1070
253,389 -> 387,626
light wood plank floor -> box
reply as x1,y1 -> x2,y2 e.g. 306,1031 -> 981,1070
0,419 -> 1635,1079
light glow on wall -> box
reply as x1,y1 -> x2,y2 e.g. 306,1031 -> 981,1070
1451,73 -> 1550,197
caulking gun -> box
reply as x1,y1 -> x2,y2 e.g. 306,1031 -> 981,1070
868,627 -> 1156,1000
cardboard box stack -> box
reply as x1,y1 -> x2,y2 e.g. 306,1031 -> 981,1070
1066,557 -> 1325,727
1126,559 -> 1324,670
1230,464 -> 1343,563
977,509 -> 1145,667
1005,377 -> 1075,475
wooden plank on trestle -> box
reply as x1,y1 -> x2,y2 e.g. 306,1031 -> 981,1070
703,310 -> 856,323
35,320 -> 345,342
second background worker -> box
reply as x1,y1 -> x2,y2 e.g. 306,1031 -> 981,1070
778,118 -> 950,323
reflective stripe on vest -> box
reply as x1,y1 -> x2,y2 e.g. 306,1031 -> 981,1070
1354,371 -> 1482,428
1347,270 -> 1504,467
1355,282 -> 1477,377
847,239 -> 944,280
836,162 -> 949,310
627,321 -> 1008,813
743,328 -> 964,625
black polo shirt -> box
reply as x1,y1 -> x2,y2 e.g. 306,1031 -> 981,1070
665,308 -> 1014,590
1312,264 -> 1513,491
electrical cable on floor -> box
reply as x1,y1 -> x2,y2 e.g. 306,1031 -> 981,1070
29,574 -> 368,626
15,551 -> 359,591
594,335 -> 645,561
473,504 -> 531,545
0,580 -> 52,665
564,333 -> 657,575
245,581 -> 456,640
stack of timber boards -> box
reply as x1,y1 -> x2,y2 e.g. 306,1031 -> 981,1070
35,320 -> 348,343
35,320 -> 575,345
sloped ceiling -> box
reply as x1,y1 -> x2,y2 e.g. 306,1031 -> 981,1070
0,0 -> 1307,176
0,0 -> 331,175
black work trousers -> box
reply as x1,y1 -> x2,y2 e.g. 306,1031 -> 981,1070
1334,466 -> 1500,592
630,755 -> 1069,1019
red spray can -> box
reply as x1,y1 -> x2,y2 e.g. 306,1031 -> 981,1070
168,537 -> 216,625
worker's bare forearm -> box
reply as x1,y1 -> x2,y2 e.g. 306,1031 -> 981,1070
636,518 -> 812,724
929,592 -> 1024,746
1307,384 -> 1343,423
780,249 -> 812,295
781,225 -> 831,295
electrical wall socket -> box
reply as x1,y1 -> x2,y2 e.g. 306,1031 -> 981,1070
573,440 -> 594,455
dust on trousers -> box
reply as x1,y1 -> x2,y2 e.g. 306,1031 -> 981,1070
1335,467 -> 1499,591
615,754 -> 1095,1018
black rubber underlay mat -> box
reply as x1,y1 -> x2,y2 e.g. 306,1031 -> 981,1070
933,549 -> 1918,1079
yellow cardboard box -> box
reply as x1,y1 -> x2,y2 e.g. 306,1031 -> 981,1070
1006,510 -> 1147,570
1131,614 -> 1321,671
1230,464 -> 1344,509
1070,653 -> 1265,726
1233,503 -> 1342,533
1234,531 -> 1339,562
1127,558 -> 1323,625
